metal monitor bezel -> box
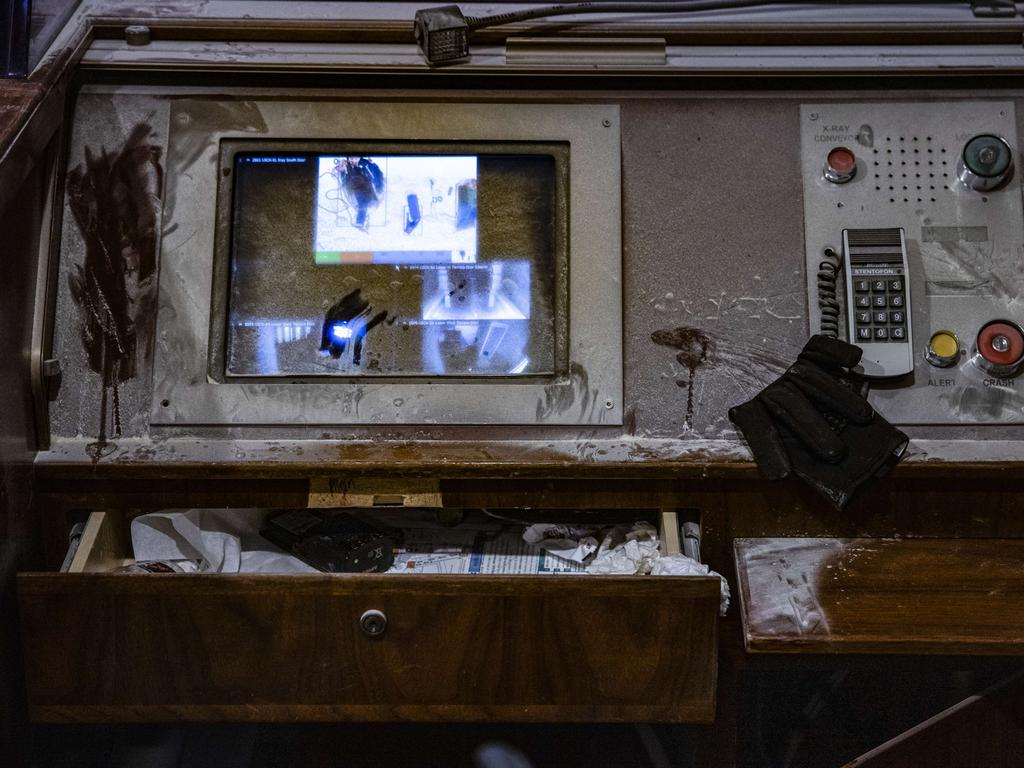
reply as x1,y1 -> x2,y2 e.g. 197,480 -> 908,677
151,100 -> 622,426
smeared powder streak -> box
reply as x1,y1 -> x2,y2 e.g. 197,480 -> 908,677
651,327 -> 712,428
67,122 -> 163,446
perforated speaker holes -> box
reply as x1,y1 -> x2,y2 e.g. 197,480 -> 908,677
871,135 -> 950,205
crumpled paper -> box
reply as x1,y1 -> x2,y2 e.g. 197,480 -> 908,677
652,554 -> 731,616
528,520 -> 731,615
522,523 -> 600,563
131,509 -> 317,573
586,522 -> 661,575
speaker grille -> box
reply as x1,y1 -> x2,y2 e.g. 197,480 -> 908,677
845,228 -> 904,264
871,134 -> 952,205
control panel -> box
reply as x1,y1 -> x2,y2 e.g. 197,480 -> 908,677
802,102 -> 1024,425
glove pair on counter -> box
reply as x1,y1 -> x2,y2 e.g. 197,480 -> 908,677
728,335 -> 909,509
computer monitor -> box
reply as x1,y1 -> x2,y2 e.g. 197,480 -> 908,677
152,101 -> 620,426
222,145 -> 562,379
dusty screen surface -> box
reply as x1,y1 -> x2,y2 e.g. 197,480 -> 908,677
226,150 -> 559,377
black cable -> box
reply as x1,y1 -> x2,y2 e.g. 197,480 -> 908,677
817,246 -> 842,338
416,0 -> 972,64
464,0 -> 967,30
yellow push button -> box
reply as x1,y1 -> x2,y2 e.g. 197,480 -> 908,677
926,330 -> 960,368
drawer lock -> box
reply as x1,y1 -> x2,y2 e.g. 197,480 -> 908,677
359,609 -> 388,638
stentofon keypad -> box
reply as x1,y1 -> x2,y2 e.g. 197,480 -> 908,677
854,277 -> 907,343
842,227 -> 914,377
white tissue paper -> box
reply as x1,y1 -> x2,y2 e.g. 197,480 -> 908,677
652,554 -> 731,616
130,509 -> 317,574
522,523 -> 600,564
585,522 -> 661,576
556,520 -> 731,615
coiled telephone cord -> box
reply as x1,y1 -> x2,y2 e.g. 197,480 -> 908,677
817,247 -> 842,338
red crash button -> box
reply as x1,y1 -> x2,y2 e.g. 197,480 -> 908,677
824,147 -> 857,184
978,321 -> 1024,366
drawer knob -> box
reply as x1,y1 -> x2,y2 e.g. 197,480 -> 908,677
359,609 -> 387,638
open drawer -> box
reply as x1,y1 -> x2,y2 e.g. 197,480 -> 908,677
18,509 -> 720,723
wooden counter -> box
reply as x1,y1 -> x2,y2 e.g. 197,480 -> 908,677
735,538 -> 1024,655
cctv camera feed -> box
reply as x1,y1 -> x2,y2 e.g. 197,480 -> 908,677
225,147 -> 560,377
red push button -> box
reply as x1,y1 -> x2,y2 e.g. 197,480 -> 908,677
824,147 -> 857,184
977,321 -> 1024,367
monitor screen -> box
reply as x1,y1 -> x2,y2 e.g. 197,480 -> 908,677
224,147 -> 562,378
313,155 -> 478,266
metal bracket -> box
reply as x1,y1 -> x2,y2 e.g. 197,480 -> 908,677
971,0 -> 1017,18
42,358 -> 62,400
308,478 -> 443,509
682,521 -> 702,563
662,508 -> 703,562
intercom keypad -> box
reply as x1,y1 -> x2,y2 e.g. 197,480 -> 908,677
840,227 -> 914,377
855,279 -> 907,343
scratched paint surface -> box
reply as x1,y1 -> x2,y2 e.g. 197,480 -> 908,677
623,99 -> 806,440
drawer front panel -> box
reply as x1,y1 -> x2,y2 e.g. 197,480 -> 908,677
18,574 -> 718,722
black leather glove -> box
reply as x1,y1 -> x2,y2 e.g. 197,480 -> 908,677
728,335 -> 909,509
